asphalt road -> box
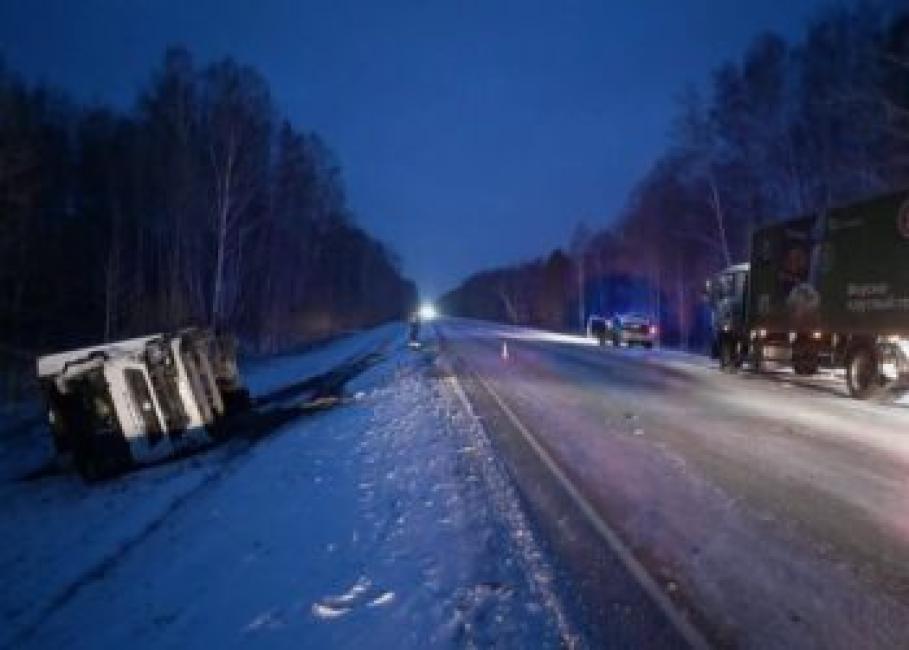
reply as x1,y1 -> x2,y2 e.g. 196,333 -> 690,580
436,317 -> 909,650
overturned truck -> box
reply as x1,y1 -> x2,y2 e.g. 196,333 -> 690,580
37,329 -> 250,480
706,190 -> 909,398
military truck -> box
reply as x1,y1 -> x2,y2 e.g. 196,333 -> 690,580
36,329 -> 249,479
706,190 -> 909,398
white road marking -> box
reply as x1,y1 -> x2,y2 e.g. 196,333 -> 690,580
450,357 -> 711,650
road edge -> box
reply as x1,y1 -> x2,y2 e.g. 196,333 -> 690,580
437,327 -> 711,650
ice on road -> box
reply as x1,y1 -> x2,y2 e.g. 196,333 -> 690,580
0,325 -> 570,649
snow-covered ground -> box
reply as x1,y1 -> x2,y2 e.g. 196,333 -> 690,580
0,324 -> 574,649
12,315 -> 904,648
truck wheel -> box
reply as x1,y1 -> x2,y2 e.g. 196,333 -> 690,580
643,341 -> 653,350
74,449 -> 102,482
222,387 -> 252,415
719,339 -> 738,372
750,343 -> 764,373
846,346 -> 882,399
793,353 -> 819,376
73,437 -> 119,482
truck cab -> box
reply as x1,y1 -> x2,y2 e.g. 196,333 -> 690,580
705,263 -> 750,367
40,349 -> 174,478
37,329 -> 247,479
704,190 -> 909,399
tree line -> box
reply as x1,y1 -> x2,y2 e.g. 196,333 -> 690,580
441,3 -> 909,350
0,46 -> 416,370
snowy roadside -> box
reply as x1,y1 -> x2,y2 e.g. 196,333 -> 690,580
242,322 -> 400,398
0,322 -> 404,645
0,324 -> 573,649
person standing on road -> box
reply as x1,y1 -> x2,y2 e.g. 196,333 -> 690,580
409,312 -> 420,345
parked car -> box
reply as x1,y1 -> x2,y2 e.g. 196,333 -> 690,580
610,313 -> 658,348
586,315 -> 610,345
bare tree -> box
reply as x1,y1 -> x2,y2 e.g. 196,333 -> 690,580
199,60 -> 272,328
570,222 -> 592,330
673,88 -> 733,266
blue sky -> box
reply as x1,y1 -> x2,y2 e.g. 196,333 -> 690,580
0,0 -> 831,295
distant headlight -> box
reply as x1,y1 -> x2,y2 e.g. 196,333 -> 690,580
418,302 -> 437,320
649,325 -> 658,335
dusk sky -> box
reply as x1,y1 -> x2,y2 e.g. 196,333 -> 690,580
0,0 -> 831,297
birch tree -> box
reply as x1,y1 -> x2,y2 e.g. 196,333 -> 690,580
199,59 -> 272,328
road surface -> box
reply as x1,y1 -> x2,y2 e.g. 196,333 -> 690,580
436,317 -> 909,649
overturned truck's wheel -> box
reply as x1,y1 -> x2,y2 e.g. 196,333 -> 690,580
73,435 -> 127,482
221,387 -> 252,415
846,346 -> 882,399
74,449 -> 102,482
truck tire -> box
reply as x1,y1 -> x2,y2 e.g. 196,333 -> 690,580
846,346 -> 882,399
750,343 -> 764,373
74,446 -> 102,482
73,431 -> 130,482
221,387 -> 252,415
719,338 -> 739,372
793,352 -> 819,376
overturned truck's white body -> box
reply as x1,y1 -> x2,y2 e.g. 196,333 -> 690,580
37,329 -> 248,480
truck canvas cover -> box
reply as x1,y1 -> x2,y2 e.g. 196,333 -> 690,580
749,190 -> 909,334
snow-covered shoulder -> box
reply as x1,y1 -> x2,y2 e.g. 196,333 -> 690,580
0,324 -> 569,649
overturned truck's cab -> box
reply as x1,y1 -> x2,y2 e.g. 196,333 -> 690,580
37,329 -> 249,480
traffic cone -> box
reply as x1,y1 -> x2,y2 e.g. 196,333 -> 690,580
501,341 -> 509,361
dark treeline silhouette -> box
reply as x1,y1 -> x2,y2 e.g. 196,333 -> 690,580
0,46 -> 416,373
442,3 -> 909,350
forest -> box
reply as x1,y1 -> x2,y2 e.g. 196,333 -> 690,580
441,4 -> 909,350
0,47 -> 416,381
